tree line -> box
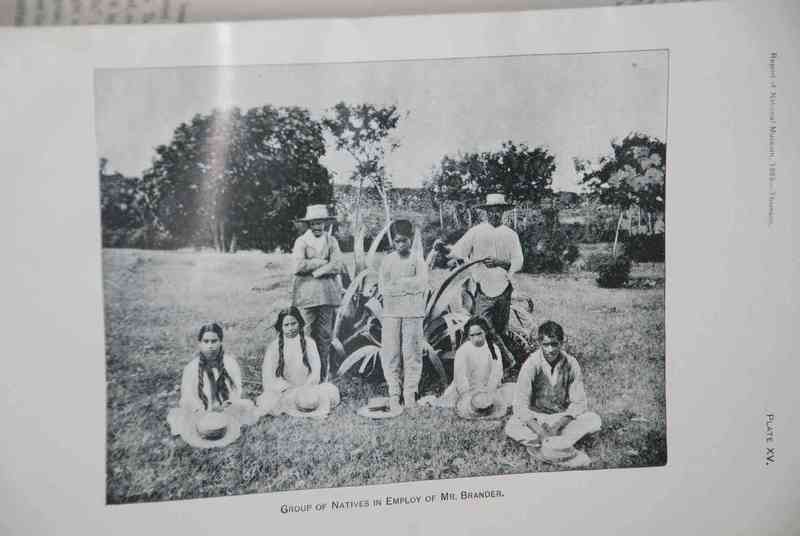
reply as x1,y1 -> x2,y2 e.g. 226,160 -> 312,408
100,101 -> 665,253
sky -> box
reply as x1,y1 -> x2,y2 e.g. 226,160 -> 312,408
94,50 -> 667,192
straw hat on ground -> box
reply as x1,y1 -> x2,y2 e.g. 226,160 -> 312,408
357,396 -> 404,419
455,389 -> 509,420
283,386 -> 332,418
167,407 -> 242,449
527,436 -> 592,468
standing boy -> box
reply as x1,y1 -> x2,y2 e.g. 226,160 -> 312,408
505,320 -> 602,447
379,219 -> 429,414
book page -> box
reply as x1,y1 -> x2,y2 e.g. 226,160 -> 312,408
0,0 -> 699,26
0,1 -> 797,535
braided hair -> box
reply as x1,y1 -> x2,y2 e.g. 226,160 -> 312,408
462,316 -> 500,361
274,307 -> 312,379
196,322 -> 235,410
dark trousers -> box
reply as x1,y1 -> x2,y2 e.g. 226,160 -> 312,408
474,283 -> 515,368
474,283 -> 512,336
302,305 -> 336,382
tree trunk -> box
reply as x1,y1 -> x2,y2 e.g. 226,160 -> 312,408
354,177 -> 364,232
211,221 -> 221,252
378,185 -> 393,246
612,210 -> 625,257
439,203 -> 444,228
229,232 -> 237,253
638,206 -> 642,234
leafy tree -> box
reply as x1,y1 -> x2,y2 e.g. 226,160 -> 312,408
576,133 -> 665,213
322,103 -> 403,231
425,141 -> 556,225
99,158 -> 151,247
575,133 -> 666,254
142,106 -> 332,252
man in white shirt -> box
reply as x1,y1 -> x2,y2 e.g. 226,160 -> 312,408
440,193 -> 524,358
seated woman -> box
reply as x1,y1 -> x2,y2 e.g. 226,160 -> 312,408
256,307 -> 340,417
167,322 -> 257,448
436,316 -> 515,410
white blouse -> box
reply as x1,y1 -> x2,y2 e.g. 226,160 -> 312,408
451,341 -> 504,395
262,336 -> 321,393
179,354 -> 244,412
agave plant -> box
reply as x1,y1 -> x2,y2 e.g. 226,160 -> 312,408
332,223 -> 536,387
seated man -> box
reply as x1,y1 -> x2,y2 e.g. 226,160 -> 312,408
505,320 -> 601,448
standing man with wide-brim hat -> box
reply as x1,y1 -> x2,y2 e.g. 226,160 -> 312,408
291,204 -> 343,382
438,193 -> 523,364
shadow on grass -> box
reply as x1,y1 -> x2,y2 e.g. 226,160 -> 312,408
580,410 -> 667,469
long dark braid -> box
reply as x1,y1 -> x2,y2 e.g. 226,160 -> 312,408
275,308 -> 312,380
197,347 -> 236,410
196,322 -> 235,410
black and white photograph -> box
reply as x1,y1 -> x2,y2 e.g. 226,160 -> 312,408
97,50 -> 668,504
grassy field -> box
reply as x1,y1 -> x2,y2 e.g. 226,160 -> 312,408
104,247 -> 665,504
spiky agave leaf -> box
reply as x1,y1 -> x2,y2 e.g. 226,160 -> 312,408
338,345 -> 382,376
423,316 -> 451,351
333,268 -> 374,344
359,352 -> 378,374
363,296 -> 383,320
365,220 -> 393,270
425,258 -> 489,319
331,337 -> 346,358
441,311 -> 470,348
460,281 -> 476,315
422,341 -> 448,387
509,298 -> 536,335
352,225 -> 367,277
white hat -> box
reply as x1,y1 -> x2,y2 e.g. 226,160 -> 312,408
527,436 -> 592,467
455,389 -> 508,420
283,386 -> 332,418
167,408 -> 241,449
356,396 -> 404,419
475,193 -> 513,209
297,205 -> 336,222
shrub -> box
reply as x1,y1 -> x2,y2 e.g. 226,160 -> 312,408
560,222 -> 586,243
580,208 -> 629,244
596,256 -> 632,288
419,219 -> 470,268
624,233 -> 665,262
519,223 -> 577,273
584,252 -> 615,272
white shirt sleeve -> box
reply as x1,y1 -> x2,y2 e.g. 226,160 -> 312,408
507,229 -> 524,274
449,226 -> 475,261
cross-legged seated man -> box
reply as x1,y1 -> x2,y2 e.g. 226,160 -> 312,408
505,320 -> 601,448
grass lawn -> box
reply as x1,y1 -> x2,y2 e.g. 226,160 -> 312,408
104,248 -> 665,504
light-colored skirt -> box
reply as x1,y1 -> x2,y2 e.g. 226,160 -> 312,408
433,382 -> 515,408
